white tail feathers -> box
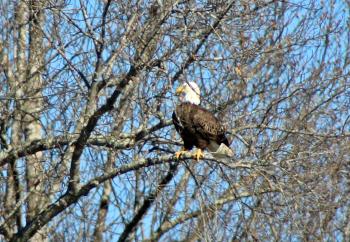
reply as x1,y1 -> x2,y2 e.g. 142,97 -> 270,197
210,143 -> 234,159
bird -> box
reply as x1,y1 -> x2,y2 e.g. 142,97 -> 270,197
172,81 -> 233,161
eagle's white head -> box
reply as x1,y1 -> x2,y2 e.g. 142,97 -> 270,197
175,81 -> 200,105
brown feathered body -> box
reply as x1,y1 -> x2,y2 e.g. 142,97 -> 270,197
172,102 -> 229,151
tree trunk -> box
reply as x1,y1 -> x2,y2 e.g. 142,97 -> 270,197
22,1 -> 47,241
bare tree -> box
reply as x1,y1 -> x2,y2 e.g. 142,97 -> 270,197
0,0 -> 350,241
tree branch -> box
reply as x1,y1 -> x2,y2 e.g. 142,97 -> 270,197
117,163 -> 178,242
8,153 -> 251,241
147,185 -> 280,241
0,119 -> 173,167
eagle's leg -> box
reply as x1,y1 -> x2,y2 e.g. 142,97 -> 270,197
192,148 -> 204,161
175,148 -> 189,159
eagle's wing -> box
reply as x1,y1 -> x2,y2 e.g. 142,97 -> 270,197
172,111 -> 182,133
172,105 -> 196,150
191,106 -> 229,146
173,103 -> 193,132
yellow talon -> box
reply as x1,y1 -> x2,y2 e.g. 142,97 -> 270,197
175,149 -> 188,159
192,149 -> 204,161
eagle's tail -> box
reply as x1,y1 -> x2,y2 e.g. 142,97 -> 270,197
210,143 -> 234,159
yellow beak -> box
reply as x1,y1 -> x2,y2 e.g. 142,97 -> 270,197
175,85 -> 185,95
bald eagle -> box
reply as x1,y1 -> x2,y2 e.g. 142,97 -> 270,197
172,82 -> 233,160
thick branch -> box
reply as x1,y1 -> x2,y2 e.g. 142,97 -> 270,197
68,65 -> 140,192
